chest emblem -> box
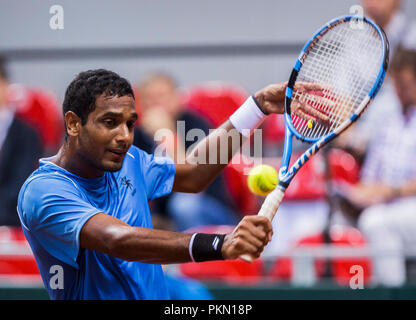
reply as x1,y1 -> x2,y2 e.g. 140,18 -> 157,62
121,176 -> 136,195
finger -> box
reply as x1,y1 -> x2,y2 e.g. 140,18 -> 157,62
244,223 -> 270,246
236,238 -> 261,255
292,106 -> 320,124
295,82 -> 332,93
239,228 -> 266,248
243,221 -> 267,239
300,103 -> 330,122
294,93 -> 334,121
240,216 -> 273,244
235,220 -> 267,249
249,216 -> 273,235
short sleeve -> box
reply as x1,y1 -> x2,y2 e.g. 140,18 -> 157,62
138,150 -> 176,201
18,175 -> 101,268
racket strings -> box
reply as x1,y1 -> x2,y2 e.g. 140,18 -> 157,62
325,25 -> 380,130
291,21 -> 383,140
306,31 -> 374,133
298,26 -> 380,136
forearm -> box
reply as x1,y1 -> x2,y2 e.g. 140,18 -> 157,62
110,226 -> 193,264
80,213 -> 273,264
393,181 -> 416,198
174,120 -> 245,192
106,219 -> 273,264
81,213 -> 193,264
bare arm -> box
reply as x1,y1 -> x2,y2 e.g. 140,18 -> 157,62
172,82 -> 329,193
80,212 -> 273,264
392,181 -> 416,198
172,120 -> 242,193
347,180 -> 416,208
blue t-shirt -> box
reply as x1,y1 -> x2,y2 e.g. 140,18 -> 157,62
17,146 -> 176,300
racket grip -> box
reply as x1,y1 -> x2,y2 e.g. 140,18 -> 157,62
240,187 -> 286,263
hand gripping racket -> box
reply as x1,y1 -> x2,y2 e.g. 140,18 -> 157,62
241,15 -> 389,262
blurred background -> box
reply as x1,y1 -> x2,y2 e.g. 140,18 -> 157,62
1,0 -> 416,299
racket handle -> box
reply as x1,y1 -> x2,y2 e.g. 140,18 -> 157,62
240,187 -> 286,263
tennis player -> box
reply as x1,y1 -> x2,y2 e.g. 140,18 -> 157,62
17,69 -> 319,299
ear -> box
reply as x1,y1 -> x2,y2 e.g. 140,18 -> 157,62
64,111 -> 82,137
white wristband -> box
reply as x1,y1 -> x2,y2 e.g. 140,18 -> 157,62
229,96 -> 266,137
188,233 -> 197,262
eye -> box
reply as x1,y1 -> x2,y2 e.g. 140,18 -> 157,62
127,120 -> 136,130
104,119 -> 116,127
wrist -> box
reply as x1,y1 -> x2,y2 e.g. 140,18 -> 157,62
253,91 -> 267,114
189,233 -> 226,262
229,95 -> 267,137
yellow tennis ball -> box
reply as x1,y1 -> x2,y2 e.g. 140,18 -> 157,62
307,119 -> 314,129
247,164 -> 279,196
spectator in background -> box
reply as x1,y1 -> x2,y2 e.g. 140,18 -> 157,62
344,49 -> 416,286
362,0 -> 416,56
0,56 -> 43,226
134,72 -> 239,231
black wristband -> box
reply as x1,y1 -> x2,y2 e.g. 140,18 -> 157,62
190,233 -> 226,262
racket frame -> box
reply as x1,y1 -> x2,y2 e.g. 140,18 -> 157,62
279,15 -> 389,189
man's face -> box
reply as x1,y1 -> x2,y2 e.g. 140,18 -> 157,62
76,94 -> 138,174
361,0 -> 399,28
139,79 -> 181,117
391,68 -> 416,110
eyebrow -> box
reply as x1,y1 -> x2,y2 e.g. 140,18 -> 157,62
101,111 -> 138,120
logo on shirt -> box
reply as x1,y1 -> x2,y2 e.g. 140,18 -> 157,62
121,176 -> 136,196
121,177 -> 132,190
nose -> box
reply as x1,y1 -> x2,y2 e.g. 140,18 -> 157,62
115,123 -> 131,144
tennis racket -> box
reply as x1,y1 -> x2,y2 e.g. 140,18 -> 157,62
241,15 -> 389,262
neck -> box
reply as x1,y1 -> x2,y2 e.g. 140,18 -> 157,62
52,142 -> 105,179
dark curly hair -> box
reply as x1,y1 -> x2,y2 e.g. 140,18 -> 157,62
63,69 -> 135,127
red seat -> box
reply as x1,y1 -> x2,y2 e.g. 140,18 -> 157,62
8,84 -> 63,151
0,227 -> 39,275
262,114 -> 285,144
183,82 -> 248,127
179,225 -> 263,284
270,225 -> 372,285
327,148 -> 360,184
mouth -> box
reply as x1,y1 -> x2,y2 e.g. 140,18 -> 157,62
107,149 -> 128,161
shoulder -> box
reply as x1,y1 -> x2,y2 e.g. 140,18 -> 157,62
20,167 -> 82,197
124,145 -> 151,169
18,169 -> 83,226
126,145 -> 174,169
